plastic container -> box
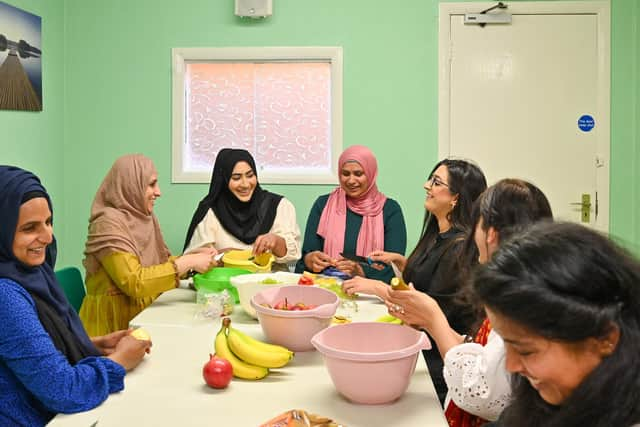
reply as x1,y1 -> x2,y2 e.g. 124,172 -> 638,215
222,250 -> 274,273
231,272 -> 301,319
251,285 -> 339,351
311,322 -> 431,404
193,267 -> 251,304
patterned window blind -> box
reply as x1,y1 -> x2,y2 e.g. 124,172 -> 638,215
173,47 -> 342,184
186,62 -> 331,174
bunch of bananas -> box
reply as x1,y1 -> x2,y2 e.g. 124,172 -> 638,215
214,317 -> 294,380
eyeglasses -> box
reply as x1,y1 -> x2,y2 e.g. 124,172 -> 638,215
427,175 -> 450,189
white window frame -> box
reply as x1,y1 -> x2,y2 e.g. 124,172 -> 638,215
171,46 -> 343,184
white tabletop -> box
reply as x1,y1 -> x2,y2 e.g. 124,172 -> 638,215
50,289 -> 448,427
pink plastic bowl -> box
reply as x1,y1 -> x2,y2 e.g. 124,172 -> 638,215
251,285 -> 340,352
311,322 -> 431,404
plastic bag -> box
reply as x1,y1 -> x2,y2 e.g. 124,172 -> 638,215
195,289 -> 233,319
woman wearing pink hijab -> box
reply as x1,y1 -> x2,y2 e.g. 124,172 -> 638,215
295,145 -> 406,283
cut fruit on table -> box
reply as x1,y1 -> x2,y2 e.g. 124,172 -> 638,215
253,252 -> 272,266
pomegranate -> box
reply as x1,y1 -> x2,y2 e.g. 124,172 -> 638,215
202,354 -> 233,389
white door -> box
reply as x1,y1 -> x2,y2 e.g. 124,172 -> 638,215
439,2 -> 610,231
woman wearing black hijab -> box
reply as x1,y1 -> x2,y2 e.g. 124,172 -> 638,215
183,149 -> 301,270
0,165 -> 149,426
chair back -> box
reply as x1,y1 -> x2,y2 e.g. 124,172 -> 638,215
54,266 -> 86,313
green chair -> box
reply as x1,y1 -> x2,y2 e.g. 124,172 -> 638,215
54,266 -> 86,313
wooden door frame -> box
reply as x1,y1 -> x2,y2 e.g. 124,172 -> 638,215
438,1 -> 611,231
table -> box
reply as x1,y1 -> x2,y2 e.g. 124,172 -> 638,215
50,289 -> 448,426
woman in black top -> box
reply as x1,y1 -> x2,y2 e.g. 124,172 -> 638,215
343,158 -> 487,405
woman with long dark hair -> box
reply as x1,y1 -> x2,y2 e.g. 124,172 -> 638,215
387,179 -> 553,426
344,158 -> 487,404
474,222 -> 640,427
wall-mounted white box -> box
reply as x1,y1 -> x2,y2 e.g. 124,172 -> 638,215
235,0 -> 272,18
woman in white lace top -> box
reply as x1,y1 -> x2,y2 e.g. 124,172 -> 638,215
386,179 -> 552,425
474,222 -> 640,427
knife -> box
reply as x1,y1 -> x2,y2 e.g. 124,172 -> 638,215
339,252 -> 370,264
390,261 -> 403,278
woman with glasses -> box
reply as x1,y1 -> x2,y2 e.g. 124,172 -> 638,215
343,158 -> 487,404
295,145 -> 407,282
387,179 -> 553,426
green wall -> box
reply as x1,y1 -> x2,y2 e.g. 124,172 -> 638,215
62,0 -> 440,268
54,0 -> 640,265
1,1 -> 637,269
0,0 -> 65,251
611,0 -> 639,254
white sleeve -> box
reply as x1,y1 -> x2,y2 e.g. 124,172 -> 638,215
269,198 -> 301,264
443,330 -> 511,421
183,209 -> 218,254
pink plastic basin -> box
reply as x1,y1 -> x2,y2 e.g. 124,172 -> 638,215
311,322 -> 431,404
251,285 -> 339,352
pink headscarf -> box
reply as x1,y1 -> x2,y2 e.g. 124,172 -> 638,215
317,145 -> 388,258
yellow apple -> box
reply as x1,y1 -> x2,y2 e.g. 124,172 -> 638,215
130,328 -> 151,341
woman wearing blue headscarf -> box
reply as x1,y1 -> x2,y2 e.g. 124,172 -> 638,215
0,165 -> 150,426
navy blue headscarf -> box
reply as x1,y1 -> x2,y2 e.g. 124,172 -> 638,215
0,166 -> 99,363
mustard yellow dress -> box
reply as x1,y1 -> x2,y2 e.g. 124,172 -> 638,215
79,252 -> 178,336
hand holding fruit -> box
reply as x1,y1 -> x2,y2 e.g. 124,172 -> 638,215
175,248 -> 218,276
334,258 -> 364,278
304,251 -> 335,273
130,327 -> 152,341
107,335 -> 151,371
91,329 -> 130,356
386,283 -> 444,332
253,233 -> 286,257
342,276 -> 388,299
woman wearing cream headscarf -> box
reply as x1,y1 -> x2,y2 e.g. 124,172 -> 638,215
79,154 -> 216,336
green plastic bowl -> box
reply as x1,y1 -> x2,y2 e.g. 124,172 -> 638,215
193,267 -> 251,304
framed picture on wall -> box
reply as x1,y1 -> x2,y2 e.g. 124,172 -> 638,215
0,1 -> 42,111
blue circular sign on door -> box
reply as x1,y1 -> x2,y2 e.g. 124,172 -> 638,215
578,115 -> 595,132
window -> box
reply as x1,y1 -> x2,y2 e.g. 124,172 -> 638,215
172,47 -> 343,184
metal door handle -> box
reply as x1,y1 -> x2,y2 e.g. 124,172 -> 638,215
571,194 -> 591,223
